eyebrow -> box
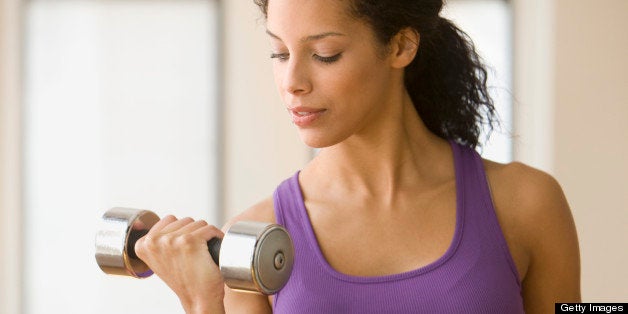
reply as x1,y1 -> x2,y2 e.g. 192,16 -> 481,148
265,29 -> 346,43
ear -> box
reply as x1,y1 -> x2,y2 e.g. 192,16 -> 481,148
389,27 -> 420,69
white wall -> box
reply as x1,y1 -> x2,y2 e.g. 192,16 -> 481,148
21,1 -> 219,313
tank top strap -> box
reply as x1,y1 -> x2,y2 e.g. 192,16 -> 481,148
451,141 -> 521,285
272,171 -> 301,228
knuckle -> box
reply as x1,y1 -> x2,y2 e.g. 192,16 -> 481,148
181,233 -> 195,244
134,236 -> 156,259
142,234 -> 154,246
134,240 -> 145,256
160,234 -> 175,246
208,225 -> 223,235
207,224 -> 219,232
143,235 -> 160,250
174,233 -> 196,248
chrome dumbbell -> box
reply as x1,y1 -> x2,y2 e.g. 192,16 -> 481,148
95,207 -> 294,295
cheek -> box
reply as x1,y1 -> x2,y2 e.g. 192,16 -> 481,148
328,59 -> 389,107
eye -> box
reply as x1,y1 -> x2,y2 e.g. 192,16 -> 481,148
270,52 -> 289,62
313,53 -> 342,64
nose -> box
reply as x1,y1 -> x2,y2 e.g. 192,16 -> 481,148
281,57 -> 312,96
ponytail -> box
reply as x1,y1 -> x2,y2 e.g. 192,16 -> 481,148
405,17 -> 496,148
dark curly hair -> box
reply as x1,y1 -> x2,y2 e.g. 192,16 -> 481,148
254,0 -> 497,148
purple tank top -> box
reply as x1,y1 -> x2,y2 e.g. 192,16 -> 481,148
272,142 -> 524,313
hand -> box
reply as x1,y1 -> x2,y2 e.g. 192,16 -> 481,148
134,215 -> 226,314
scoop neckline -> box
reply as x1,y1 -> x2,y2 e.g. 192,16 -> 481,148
290,141 -> 465,283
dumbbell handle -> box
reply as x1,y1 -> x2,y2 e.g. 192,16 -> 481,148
127,229 -> 222,265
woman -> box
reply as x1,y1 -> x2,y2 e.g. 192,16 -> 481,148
135,0 -> 581,313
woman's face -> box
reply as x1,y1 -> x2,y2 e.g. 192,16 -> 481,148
266,0 -> 399,148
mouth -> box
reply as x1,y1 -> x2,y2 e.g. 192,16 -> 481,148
288,106 -> 327,127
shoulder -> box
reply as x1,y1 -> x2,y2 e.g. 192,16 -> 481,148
484,160 -> 567,206
483,160 -> 572,230
222,197 -> 276,232
483,160 -> 581,310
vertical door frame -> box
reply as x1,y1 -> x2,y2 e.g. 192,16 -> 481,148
512,0 -> 556,172
0,0 -> 23,313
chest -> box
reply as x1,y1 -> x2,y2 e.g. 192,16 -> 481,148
276,203 -> 525,313
304,186 -> 457,277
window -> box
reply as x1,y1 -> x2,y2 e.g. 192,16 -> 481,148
444,0 -> 513,162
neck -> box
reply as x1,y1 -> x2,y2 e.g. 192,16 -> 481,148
305,92 -> 453,204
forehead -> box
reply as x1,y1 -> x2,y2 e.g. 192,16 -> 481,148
266,0 -> 359,39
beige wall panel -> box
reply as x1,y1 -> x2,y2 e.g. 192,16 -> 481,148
554,0 -> 628,300
0,0 -> 22,313
223,1 -> 310,221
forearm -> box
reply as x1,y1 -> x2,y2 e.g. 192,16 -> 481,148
182,296 -> 226,314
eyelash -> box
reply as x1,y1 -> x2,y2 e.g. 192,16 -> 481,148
270,53 -> 289,61
314,54 -> 342,64
270,53 -> 342,64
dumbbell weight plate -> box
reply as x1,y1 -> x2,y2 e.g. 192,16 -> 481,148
220,221 -> 294,295
95,207 -> 159,278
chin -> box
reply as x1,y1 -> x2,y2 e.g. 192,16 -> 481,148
300,135 -> 331,149
298,129 -> 344,149
299,129 -> 350,148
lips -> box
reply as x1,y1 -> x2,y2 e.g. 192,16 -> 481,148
288,106 -> 327,127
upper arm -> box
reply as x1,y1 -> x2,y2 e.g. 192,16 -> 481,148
488,162 -> 581,313
518,168 -> 581,312
221,197 -> 276,314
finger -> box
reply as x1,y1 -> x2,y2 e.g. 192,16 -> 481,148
191,224 -> 224,242
172,220 -> 209,236
132,219 -> 148,231
148,215 -> 178,233
159,217 -> 195,234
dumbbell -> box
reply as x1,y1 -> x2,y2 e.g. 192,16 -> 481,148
95,207 -> 294,295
